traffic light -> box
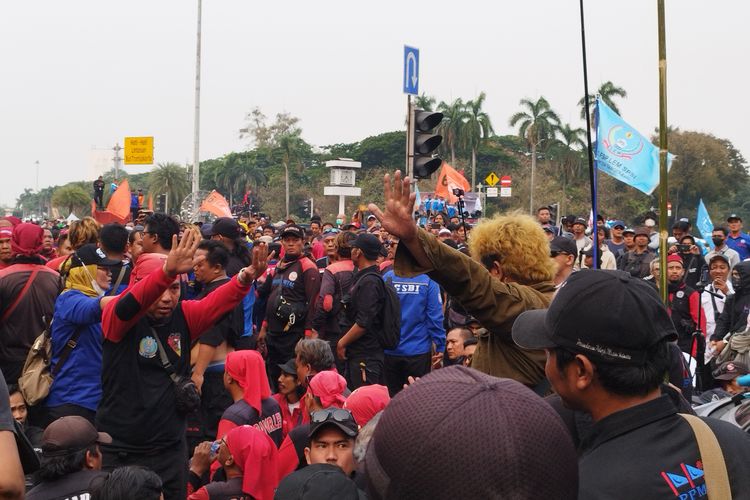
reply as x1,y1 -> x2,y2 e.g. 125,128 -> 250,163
411,109 -> 444,179
155,194 -> 166,213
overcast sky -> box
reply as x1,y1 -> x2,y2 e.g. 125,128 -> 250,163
1,0 -> 747,206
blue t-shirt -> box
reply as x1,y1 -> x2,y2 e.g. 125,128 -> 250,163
727,232 -> 750,261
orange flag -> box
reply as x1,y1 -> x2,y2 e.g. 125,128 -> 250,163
434,162 -> 471,203
106,179 -> 131,220
148,194 -> 153,211
199,190 -> 232,218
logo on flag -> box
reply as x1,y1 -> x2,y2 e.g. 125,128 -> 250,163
434,162 -> 471,203
595,98 -> 674,195
696,199 -> 715,249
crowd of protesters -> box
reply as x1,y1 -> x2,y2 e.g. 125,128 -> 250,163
0,170 -> 749,499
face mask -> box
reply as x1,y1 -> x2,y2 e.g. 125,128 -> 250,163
732,275 -> 742,290
81,264 -> 106,297
712,237 -> 724,247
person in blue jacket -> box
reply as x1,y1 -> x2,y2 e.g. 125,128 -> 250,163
44,244 -> 120,426
382,270 -> 444,396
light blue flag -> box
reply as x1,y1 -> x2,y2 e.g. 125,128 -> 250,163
414,183 -> 422,209
696,199 -> 715,249
595,99 -> 673,195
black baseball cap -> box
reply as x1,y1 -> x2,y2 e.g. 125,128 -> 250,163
622,227 -> 635,235
512,270 -> 678,365
573,218 -> 587,227
275,463 -> 363,500
42,416 -> 112,456
280,224 -> 305,240
351,233 -> 387,259
309,408 -> 358,439
727,213 -> 742,222
71,244 -> 120,269
550,237 -> 577,256
211,217 -> 241,239
278,359 -> 297,376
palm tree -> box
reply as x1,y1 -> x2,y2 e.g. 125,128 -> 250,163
414,93 -> 436,111
51,185 -> 89,215
553,123 -> 587,216
509,96 -> 561,213
578,81 -> 627,121
437,98 -> 468,166
215,154 -> 268,204
277,131 -> 306,219
462,92 -> 494,188
147,162 -> 190,214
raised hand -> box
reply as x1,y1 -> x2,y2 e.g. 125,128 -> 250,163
238,244 -> 272,285
368,170 -> 418,243
164,228 -> 201,277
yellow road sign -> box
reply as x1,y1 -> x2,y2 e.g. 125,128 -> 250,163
124,136 -> 154,165
485,172 -> 499,187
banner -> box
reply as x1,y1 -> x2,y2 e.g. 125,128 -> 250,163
107,179 -> 132,219
414,183 -> 422,209
696,199 -> 715,249
595,99 -> 673,195
199,190 -> 232,218
434,162 -> 471,204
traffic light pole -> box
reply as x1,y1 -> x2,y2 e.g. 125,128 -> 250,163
405,95 -> 413,178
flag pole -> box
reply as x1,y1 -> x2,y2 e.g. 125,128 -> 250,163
579,0 -> 598,268
657,0 -> 669,302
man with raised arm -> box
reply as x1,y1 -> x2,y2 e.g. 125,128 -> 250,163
97,229 -> 267,500
369,171 -> 556,389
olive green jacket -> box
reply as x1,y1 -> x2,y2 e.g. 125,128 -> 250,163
394,229 -> 555,386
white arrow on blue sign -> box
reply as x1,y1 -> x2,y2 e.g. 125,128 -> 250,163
403,46 -> 419,95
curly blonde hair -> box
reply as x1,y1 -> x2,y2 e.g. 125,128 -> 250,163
467,212 -> 555,285
68,217 -> 101,250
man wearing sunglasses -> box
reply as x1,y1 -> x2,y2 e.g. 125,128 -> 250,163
550,237 -> 577,287
304,408 -> 358,477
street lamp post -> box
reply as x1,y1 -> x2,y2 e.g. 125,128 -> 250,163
192,0 -> 202,196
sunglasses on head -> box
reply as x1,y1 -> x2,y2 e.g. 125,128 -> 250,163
310,408 -> 354,425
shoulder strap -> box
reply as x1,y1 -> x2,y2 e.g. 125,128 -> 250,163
1,267 -> 40,322
151,327 -> 180,384
108,266 -> 127,296
51,324 -> 85,377
679,414 -> 731,499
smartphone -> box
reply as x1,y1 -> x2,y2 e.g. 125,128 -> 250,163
677,244 -> 691,253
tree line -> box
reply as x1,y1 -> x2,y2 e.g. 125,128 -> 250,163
14,82 -> 749,225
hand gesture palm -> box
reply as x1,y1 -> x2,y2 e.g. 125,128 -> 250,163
165,228 -> 201,276
368,170 -> 418,242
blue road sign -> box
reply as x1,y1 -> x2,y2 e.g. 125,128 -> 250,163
403,46 -> 419,95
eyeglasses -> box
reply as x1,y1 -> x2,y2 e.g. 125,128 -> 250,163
310,408 -> 354,425
323,228 -> 340,235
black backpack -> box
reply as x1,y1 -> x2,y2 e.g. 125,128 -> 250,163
353,270 -> 402,350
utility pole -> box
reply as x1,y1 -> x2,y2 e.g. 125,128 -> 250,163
192,0 -> 202,196
112,143 -> 122,180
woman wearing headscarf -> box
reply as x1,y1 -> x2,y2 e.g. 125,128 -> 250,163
218,350 -> 283,447
188,425 -> 279,500
44,244 -> 120,425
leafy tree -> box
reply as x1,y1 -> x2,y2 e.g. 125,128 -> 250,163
51,184 -> 90,215
547,123 -> 587,216
277,131 -> 307,219
665,131 -> 748,218
509,96 -> 560,213
462,92 -> 494,188
578,81 -> 628,120
147,162 -> 190,215
437,98 -> 468,166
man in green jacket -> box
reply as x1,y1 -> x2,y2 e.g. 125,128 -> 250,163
369,171 -> 556,388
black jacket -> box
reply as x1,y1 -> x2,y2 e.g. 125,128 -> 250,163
578,395 -> 750,499
712,261 -> 750,341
